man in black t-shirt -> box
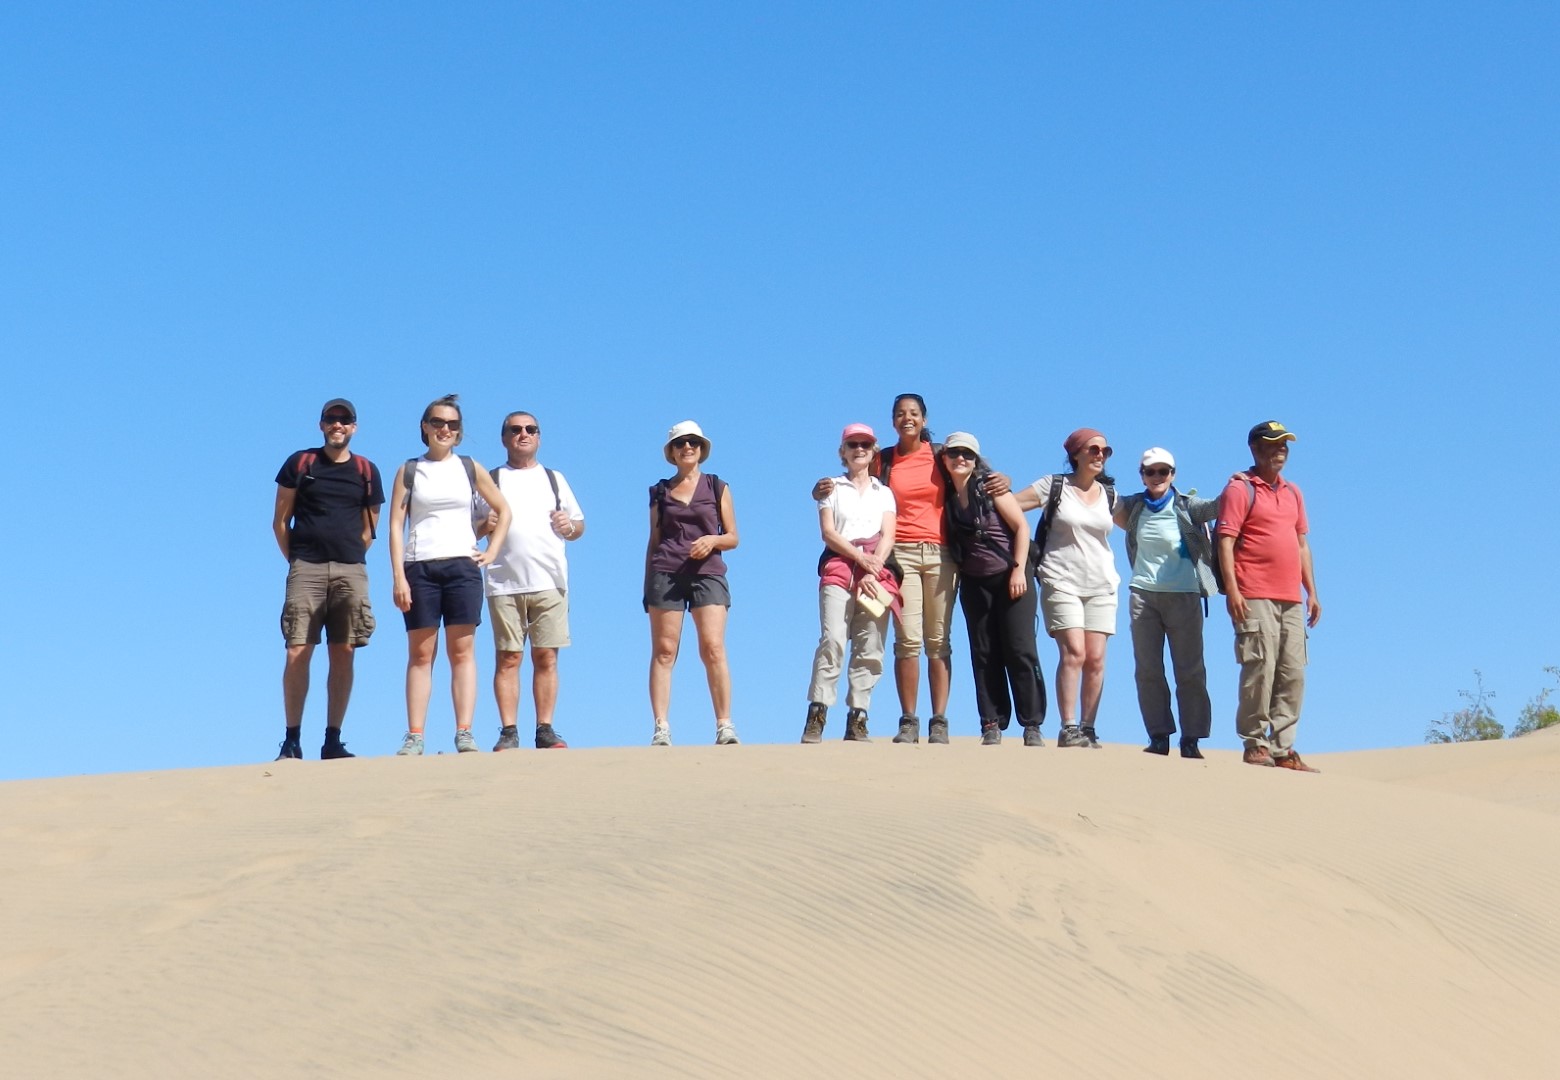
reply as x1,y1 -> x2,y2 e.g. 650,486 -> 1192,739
271,398 -> 386,761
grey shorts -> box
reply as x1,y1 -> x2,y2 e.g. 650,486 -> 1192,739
643,572 -> 731,612
488,589 -> 570,651
281,560 -> 376,647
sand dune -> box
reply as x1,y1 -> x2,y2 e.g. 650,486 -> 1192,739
3,735 -> 1558,1078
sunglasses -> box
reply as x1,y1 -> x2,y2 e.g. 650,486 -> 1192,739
844,440 -> 875,450
426,417 -> 462,431
1082,445 -> 1113,458
671,436 -> 704,450
1141,466 -> 1172,479
322,414 -> 354,426
507,424 -> 540,436
943,447 -> 978,461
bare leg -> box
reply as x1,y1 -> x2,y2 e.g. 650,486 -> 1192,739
648,608 -> 684,723
532,646 -> 559,727
324,643 -> 355,730
928,655 -> 951,717
494,650 -> 523,727
690,604 -> 731,722
1054,628 -> 1086,725
283,643 -> 315,728
405,628 -> 439,734
1080,631 -> 1109,725
895,657 -> 920,715
447,624 -> 478,731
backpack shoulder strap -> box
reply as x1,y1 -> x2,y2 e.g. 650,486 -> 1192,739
544,467 -> 562,512
297,450 -> 317,482
459,455 -> 477,491
1105,483 -> 1117,512
402,457 -> 420,506
490,466 -> 502,487
879,446 -> 896,487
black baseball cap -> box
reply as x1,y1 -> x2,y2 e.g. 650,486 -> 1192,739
320,398 -> 357,421
1247,420 -> 1296,444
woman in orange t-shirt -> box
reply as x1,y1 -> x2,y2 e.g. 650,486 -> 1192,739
816,394 -> 956,743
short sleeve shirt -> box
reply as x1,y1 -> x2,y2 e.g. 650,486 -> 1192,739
819,475 -> 896,542
1216,474 -> 1308,602
483,464 -> 583,596
883,443 -> 946,544
275,449 -> 385,564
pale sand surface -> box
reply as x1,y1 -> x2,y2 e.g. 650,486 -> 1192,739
3,735 -> 1558,1078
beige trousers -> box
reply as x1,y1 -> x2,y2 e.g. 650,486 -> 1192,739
1233,598 -> 1307,755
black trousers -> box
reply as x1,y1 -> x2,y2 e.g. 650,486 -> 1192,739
958,570 -> 1046,729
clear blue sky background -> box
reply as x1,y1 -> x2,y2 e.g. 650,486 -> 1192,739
4,1 -> 1556,780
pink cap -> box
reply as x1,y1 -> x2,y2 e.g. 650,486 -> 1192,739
840,423 -> 876,444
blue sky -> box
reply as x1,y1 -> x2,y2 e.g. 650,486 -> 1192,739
3,1 -> 1556,779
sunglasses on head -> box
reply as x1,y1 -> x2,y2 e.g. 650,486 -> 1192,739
507,424 -> 540,436
1141,466 -> 1172,479
426,417 -> 461,431
943,447 -> 977,462
671,436 -> 704,450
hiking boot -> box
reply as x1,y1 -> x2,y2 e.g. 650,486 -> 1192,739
275,738 -> 303,761
715,724 -> 740,745
927,715 -> 950,744
534,724 -> 568,750
321,740 -> 355,760
1179,737 -> 1204,760
1275,751 -> 1319,773
801,702 -> 827,744
1057,725 -> 1090,748
493,725 -> 521,752
1144,734 -> 1171,756
1023,725 -> 1045,747
1242,745 -> 1276,767
892,714 -> 919,744
454,729 -> 480,753
981,721 -> 1002,746
651,725 -> 671,747
844,708 -> 871,742
395,732 -> 425,757
1080,725 -> 1103,749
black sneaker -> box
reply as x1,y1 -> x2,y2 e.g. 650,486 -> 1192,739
1080,725 -> 1104,749
493,726 -> 521,752
801,702 -> 827,744
321,740 -> 355,760
927,715 -> 950,745
275,739 -> 303,761
891,714 -> 919,744
981,721 -> 1002,746
1022,725 -> 1045,747
534,725 -> 568,749
1144,735 -> 1171,756
1179,737 -> 1204,760
844,708 -> 871,742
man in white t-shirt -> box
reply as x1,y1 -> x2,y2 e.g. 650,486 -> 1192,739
480,411 -> 586,750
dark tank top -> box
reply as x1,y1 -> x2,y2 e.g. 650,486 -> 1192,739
649,473 -> 728,576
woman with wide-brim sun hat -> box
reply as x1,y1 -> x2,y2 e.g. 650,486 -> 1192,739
387,393 -> 511,756
802,423 -> 901,743
644,420 -> 740,747
1013,427 -> 1121,749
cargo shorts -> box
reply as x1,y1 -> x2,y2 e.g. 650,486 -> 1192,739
281,560 -> 376,647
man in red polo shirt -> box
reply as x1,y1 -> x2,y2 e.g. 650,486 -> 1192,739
1217,421 -> 1322,772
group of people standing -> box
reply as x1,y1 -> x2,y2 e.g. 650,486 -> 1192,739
272,393 -> 1321,772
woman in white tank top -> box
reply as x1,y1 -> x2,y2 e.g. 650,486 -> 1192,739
387,395 -> 511,757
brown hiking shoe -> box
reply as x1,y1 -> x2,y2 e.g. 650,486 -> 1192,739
1276,751 -> 1320,773
927,715 -> 950,744
1243,745 -> 1277,767
844,708 -> 871,742
892,715 -> 919,744
801,702 -> 826,744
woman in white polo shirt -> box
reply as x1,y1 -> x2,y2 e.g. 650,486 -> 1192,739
801,423 -> 899,743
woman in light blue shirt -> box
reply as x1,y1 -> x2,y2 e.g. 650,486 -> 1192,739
1113,447 -> 1220,759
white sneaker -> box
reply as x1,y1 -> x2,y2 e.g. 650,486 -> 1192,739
715,725 -> 739,745
395,732 -> 425,756
454,729 -> 479,753
651,725 -> 672,747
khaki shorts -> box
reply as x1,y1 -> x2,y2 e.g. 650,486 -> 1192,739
1041,589 -> 1117,636
488,589 -> 570,651
281,560 -> 376,647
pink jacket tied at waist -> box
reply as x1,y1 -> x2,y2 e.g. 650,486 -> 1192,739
819,534 -> 902,616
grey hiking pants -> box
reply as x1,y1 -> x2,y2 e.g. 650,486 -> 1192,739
1128,588 -> 1212,740
807,585 -> 889,711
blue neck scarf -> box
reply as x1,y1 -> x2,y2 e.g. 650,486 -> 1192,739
1143,486 -> 1175,513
